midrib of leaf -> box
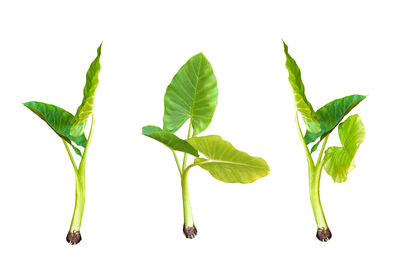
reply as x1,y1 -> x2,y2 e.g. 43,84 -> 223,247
189,56 -> 203,123
195,159 -> 266,169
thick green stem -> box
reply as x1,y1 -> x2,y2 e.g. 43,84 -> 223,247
69,115 -> 95,234
181,168 -> 194,227
296,113 -> 331,240
309,135 -> 329,229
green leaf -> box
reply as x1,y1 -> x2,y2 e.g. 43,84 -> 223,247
323,114 -> 365,183
305,94 -> 366,153
70,43 -> 102,137
142,125 -> 199,157
283,41 -> 320,133
187,135 -> 269,183
23,101 -> 87,155
163,53 -> 218,136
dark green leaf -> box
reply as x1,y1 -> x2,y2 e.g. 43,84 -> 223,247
163,53 -> 218,136
305,94 -> 366,152
70,43 -> 102,137
24,101 -> 87,155
142,125 -> 199,157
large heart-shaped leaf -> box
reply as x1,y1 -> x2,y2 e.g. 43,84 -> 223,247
163,53 -> 218,136
142,125 -> 199,157
305,94 -> 366,152
283,41 -> 320,133
187,135 -> 269,183
323,114 -> 365,183
24,101 -> 87,155
70,43 -> 102,137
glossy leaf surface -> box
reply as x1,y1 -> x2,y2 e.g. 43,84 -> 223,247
70,43 -> 102,137
142,125 -> 199,157
187,135 -> 269,183
24,101 -> 87,154
163,53 -> 218,136
324,114 -> 365,183
283,41 -> 320,133
305,95 -> 366,152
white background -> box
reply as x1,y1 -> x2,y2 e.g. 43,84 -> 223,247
0,0 -> 399,270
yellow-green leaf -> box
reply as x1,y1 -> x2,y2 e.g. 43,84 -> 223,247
187,135 -> 269,183
323,114 -> 365,183
70,43 -> 102,137
283,41 -> 320,133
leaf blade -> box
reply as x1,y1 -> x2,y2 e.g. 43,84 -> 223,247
163,53 -> 218,136
187,135 -> 269,183
323,114 -> 365,183
142,125 -> 199,157
70,43 -> 102,137
283,41 -> 320,133
305,94 -> 366,151
23,101 -> 87,154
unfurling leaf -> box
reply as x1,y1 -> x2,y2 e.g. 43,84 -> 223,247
142,125 -> 199,157
187,135 -> 269,183
305,94 -> 366,153
23,101 -> 87,155
283,41 -> 320,133
70,43 -> 102,137
324,114 -> 365,183
163,53 -> 218,136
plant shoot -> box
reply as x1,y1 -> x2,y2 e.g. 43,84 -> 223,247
143,53 -> 270,238
283,41 -> 366,241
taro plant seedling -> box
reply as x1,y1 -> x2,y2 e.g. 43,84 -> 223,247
143,53 -> 270,238
23,43 -> 102,245
283,41 -> 366,242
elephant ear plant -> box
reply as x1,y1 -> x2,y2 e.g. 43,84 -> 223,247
283,41 -> 366,242
23,43 -> 102,245
143,53 -> 270,238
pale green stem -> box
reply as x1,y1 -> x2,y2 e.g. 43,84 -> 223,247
180,163 -> 200,226
62,139 -> 78,173
181,120 -> 194,227
182,120 -> 193,171
172,150 -> 183,176
69,115 -> 95,233
295,112 -> 315,171
181,168 -> 194,226
309,135 -> 330,229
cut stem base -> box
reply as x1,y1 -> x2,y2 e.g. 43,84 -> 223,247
66,231 -> 82,245
183,224 -> 197,239
316,228 -> 332,242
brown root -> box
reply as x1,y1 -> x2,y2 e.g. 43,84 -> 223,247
183,224 -> 197,239
66,231 -> 82,245
316,228 -> 332,242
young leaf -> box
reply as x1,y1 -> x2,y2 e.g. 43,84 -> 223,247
283,41 -> 320,133
187,135 -> 269,183
23,101 -> 87,152
305,94 -> 366,152
323,114 -> 365,183
70,43 -> 102,137
142,125 -> 199,157
163,53 -> 218,136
